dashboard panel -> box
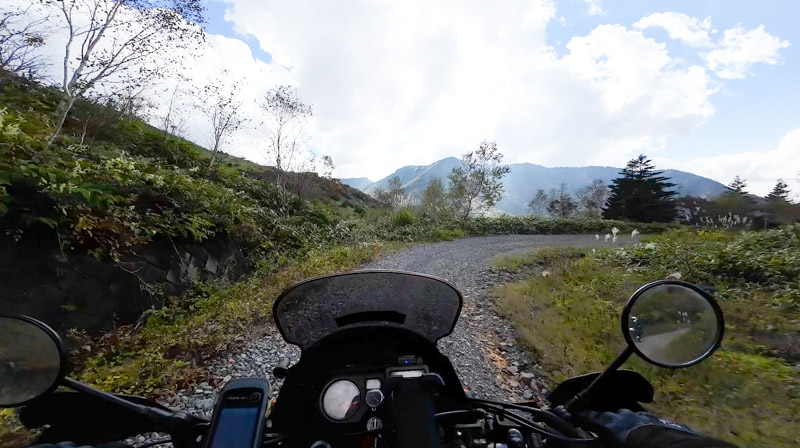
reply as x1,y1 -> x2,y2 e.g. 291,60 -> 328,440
268,325 -> 468,445
317,363 -> 430,431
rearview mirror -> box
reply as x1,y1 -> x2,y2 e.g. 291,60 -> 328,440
622,281 -> 724,368
566,280 -> 725,411
0,315 -> 66,407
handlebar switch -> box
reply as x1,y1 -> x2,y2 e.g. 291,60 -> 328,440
273,358 -> 290,379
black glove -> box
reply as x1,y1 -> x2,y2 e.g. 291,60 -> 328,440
577,409 -> 737,448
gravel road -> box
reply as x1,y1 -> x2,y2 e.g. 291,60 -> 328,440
162,234 -> 611,423
363,234 -> 609,402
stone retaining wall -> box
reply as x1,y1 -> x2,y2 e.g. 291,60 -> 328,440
1,232 -> 248,334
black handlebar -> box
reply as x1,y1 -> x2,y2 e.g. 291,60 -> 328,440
20,378 -> 207,447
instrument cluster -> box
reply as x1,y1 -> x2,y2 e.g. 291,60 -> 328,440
318,356 -> 427,431
320,377 -> 384,422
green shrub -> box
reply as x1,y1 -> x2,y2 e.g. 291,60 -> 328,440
598,225 -> 800,309
464,215 -> 675,235
432,227 -> 467,241
391,207 -> 418,227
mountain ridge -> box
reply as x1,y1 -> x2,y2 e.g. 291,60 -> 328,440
342,158 -> 728,215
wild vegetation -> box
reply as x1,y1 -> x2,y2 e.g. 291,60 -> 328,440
0,66 -> 661,398
0,70 -> 436,444
492,226 -> 800,447
2,2 -> 799,447
0,64 -> 688,445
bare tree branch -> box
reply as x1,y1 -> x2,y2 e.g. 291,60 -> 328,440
0,2 -> 51,78
43,0 -> 205,143
260,85 -> 313,189
196,77 -> 248,169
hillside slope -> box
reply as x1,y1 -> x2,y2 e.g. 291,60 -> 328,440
0,70 -> 381,333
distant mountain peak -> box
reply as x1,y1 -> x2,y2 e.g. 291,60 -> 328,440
340,177 -> 375,190
345,157 -> 727,215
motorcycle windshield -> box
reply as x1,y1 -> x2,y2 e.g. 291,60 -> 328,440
273,271 -> 463,350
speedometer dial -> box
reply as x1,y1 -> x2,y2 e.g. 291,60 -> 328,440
322,380 -> 361,421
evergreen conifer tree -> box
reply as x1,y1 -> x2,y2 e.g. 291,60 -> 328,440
603,155 -> 677,222
727,175 -> 747,193
767,179 -> 790,201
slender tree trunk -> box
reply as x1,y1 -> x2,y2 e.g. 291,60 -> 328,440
49,94 -> 76,144
79,120 -> 88,145
209,141 -> 219,169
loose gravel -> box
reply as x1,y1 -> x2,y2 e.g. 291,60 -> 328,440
161,234 -> 612,424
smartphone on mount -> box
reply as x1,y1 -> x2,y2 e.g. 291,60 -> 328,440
205,378 -> 271,448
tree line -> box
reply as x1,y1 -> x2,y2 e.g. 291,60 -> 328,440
679,174 -> 799,227
538,155 -> 798,224
376,149 -> 798,226
525,155 -> 678,222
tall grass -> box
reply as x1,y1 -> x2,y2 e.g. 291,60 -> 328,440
493,227 -> 800,448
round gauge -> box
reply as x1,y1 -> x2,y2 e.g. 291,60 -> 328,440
321,380 -> 361,421
365,389 -> 384,408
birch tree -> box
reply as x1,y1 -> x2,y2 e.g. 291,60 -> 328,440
161,85 -> 189,139
448,141 -> 510,219
576,179 -> 609,217
527,188 -> 549,216
197,79 -> 247,169
44,0 -> 204,142
260,85 -> 312,187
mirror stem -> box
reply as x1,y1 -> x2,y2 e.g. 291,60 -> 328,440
565,346 -> 633,413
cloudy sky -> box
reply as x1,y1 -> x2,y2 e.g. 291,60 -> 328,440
15,0 -> 800,196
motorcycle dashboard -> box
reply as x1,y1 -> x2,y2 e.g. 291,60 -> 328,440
317,363 -> 429,430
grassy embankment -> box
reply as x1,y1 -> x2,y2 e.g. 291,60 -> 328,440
492,226 -> 800,447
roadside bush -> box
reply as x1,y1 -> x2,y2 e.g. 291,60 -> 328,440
391,207 -> 418,227
432,227 -> 467,241
599,225 -> 800,309
465,215 -> 674,235
712,224 -> 800,288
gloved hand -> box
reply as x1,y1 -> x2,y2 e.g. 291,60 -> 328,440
576,409 -> 737,448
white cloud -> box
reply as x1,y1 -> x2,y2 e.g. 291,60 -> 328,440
704,25 -> 790,79
634,12 -> 714,48
562,24 -> 714,116
205,0 -> 724,177
666,127 -> 800,196
634,13 -> 790,80
7,0 -> 791,183
584,0 -> 605,16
